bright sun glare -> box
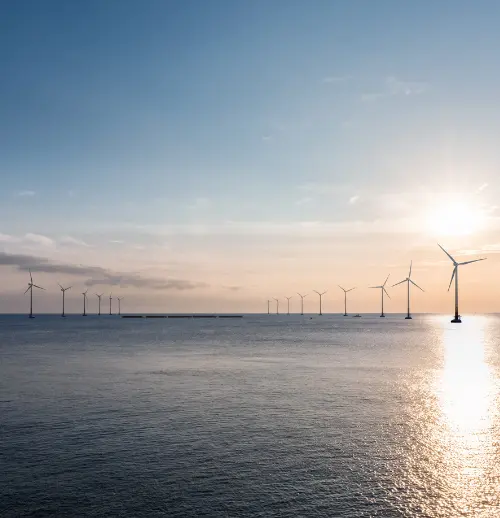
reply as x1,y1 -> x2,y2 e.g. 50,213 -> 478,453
426,198 -> 486,236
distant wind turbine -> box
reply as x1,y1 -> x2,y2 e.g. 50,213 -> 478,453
109,293 -> 113,315
392,261 -> 424,320
58,283 -> 71,317
25,269 -> 44,319
117,297 -> 123,316
82,289 -> 88,316
273,297 -> 279,315
313,290 -> 327,316
267,299 -> 271,315
338,286 -> 356,316
96,293 -> 103,316
438,244 -> 486,323
370,274 -> 390,317
297,293 -> 308,315
285,296 -> 292,315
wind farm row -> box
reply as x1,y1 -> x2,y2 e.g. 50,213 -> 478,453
266,244 -> 486,324
24,270 -> 124,318
20,243 -> 485,323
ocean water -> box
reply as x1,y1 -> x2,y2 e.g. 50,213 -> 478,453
1,313 -> 500,517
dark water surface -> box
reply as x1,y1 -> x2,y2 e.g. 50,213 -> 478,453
2,314 -> 500,517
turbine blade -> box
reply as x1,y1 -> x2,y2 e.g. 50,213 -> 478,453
459,258 -> 487,266
58,283 -> 63,289
29,269 -> 33,282
33,285 -> 44,290
369,285 -> 382,289
448,267 -> 456,291
391,279 -> 406,287
338,285 -> 345,292
347,287 -> 356,292
438,243 -> 456,264
410,279 -> 424,292
383,287 -> 391,299
409,260 -> 412,279
383,274 -> 390,287
24,286 -> 31,295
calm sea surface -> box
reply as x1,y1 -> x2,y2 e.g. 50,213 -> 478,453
1,314 -> 500,517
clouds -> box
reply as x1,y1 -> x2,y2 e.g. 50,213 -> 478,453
17,190 -> 35,197
0,251 -> 206,291
362,76 -> 429,102
349,195 -> 360,205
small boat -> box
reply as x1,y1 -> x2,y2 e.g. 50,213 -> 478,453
352,314 -> 362,317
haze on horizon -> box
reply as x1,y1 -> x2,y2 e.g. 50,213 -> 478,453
1,1 -> 500,314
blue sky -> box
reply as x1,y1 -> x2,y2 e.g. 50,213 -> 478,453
1,1 -> 500,313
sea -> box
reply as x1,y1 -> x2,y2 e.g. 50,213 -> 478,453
1,313 -> 500,517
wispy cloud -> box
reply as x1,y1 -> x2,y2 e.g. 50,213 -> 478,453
362,76 -> 429,102
322,75 -> 351,84
0,251 -> 207,290
349,195 -> 360,205
24,233 -> 54,247
296,197 -> 313,206
17,190 -> 35,197
59,236 -> 90,247
223,285 -> 242,291
188,197 -> 211,210
477,183 -> 489,193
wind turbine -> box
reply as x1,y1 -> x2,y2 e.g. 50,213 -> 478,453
58,283 -> 71,317
25,269 -> 44,318
313,290 -> 327,316
273,297 -> 279,315
369,274 -> 390,317
297,293 -> 308,315
82,289 -> 88,316
96,293 -> 103,316
438,244 -> 486,323
117,297 -> 123,316
285,296 -> 292,315
109,293 -> 113,315
338,286 -> 356,316
392,261 -> 424,320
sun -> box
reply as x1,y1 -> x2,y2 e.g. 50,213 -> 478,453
426,197 -> 486,236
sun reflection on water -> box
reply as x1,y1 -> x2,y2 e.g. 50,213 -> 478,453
435,317 -> 499,515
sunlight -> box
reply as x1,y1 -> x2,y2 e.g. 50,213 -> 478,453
426,197 -> 486,237
439,320 -> 493,435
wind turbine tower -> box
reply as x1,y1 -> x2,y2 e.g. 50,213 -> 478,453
96,294 -> 103,316
338,286 -> 356,316
267,299 -> 271,315
117,297 -> 123,316
313,290 -> 327,316
273,297 -> 279,315
297,293 -> 308,315
82,289 -> 88,316
285,296 -> 292,315
438,244 -> 486,323
392,261 -> 424,319
369,275 -> 390,317
25,269 -> 44,319
109,293 -> 113,315
58,283 -> 71,317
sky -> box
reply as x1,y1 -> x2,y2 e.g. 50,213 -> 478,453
2,0 -> 500,314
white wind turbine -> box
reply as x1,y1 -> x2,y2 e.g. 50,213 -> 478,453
285,296 -> 292,315
369,274 -> 390,317
297,293 -> 308,315
82,289 -> 89,316
313,290 -> 327,316
25,269 -> 44,319
338,286 -> 356,316
109,293 -> 113,315
438,244 -> 486,323
117,296 -> 123,316
96,293 -> 103,316
391,261 -> 424,320
273,297 -> 279,315
58,283 -> 72,317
